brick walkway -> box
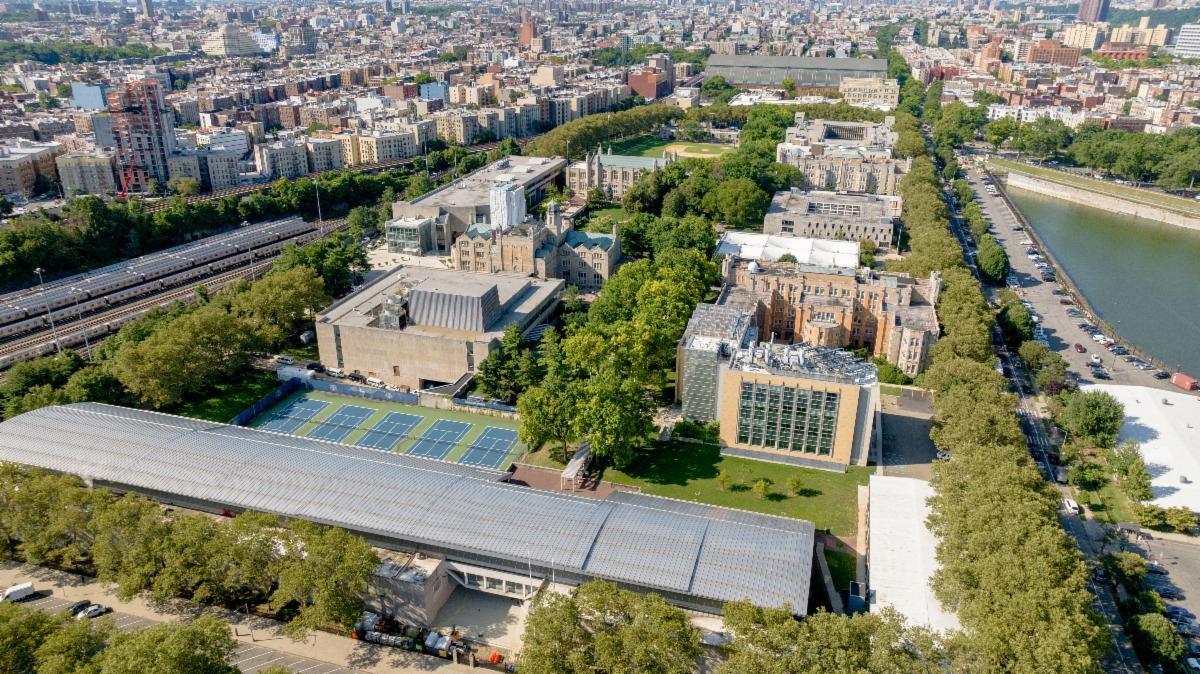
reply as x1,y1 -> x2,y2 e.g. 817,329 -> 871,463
507,463 -> 640,500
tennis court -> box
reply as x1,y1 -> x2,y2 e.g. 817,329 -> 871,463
407,419 -> 472,460
459,427 -> 520,469
258,399 -> 329,434
356,412 -> 423,451
307,405 -> 375,443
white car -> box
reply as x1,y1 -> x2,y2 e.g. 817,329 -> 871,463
1020,239 -> 1033,245
75,604 -> 111,620
1090,354 -> 1102,365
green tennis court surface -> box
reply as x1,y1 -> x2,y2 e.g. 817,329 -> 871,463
249,390 -> 524,470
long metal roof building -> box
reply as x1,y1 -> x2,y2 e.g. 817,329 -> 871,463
705,54 -> 889,88
0,403 -> 814,614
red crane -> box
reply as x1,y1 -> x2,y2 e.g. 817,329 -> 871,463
117,151 -> 137,199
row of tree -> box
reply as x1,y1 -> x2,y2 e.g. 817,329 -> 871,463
879,34 -> 1113,669
0,466 -> 378,640
0,39 -> 165,64
518,580 -> 949,674
0,142 -> 499,289
2,604 -> 254,674
522,104 -> 683,160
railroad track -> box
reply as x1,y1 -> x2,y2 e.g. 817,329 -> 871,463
0,216 -> 348,369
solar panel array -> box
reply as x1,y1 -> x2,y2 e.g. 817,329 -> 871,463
0,403 -> 814,610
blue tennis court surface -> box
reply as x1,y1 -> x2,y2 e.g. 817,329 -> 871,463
306,405 -> 374,443
259,399 -> 329,434
459,427 -> 519,469
407,419 -> 471,460
356,412 -> 423,451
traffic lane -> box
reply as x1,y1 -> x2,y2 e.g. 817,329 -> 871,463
968,173 -> 1172,391
20,592 -> 157,630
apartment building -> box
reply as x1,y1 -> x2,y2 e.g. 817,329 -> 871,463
566,148 -> 675,200
108,80 -> 176,192
836,77 -> 900,110
56,150 -> 118,195
762,189 -> 901,250
305,138 -> 344,173
1025,39 -> 1081,66
775,113 -> 909,196
255,138 -> 309,179
716,233 -> 940,376
0,140 -> 63,197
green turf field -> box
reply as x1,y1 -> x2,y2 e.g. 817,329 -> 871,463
250,389 -> 524,468
610,135 -> 734,159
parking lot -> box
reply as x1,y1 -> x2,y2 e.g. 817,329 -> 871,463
969,170 -> 1178,392
251,391 -> 524,470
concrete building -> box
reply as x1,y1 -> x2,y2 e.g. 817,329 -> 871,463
196,128 -> 249,156
1077,0 -> 1109,23
166,150 -> 240,192
357,131 -> 417,164
676,304 -> 757,424
315,267 -> 563,390
775,113 -> 909,196
202,23 -> 263,57
392,155 -> 567,253
1026,39 -> 1081,66
1062,23 -> 1105,50
713,342 -> 880,471
255,139 -> 309,179
763,189 -> 901,250
716,235 -> 941,376
705,55 -> 889,89
566,148 -> 675,200
305,138 -> 344,173
56,150 -> 117,195
837,77 -> 900,110
0,140 -> 63,197
1174,23 -> 1200,57
451,198 -> 620,292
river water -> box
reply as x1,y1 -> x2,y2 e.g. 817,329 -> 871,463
1006,187 -> 1200,376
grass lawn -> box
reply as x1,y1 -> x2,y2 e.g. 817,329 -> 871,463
991,157 -> 1200,218
278,342 -> 319,361
538,441 -> 871,536
581,205 -> 628,231
824,549 -> 856,593
610,135 -> 734,159
172,369 -> 281,423
1080,480 -> 1136,525
880,385 -> 903,397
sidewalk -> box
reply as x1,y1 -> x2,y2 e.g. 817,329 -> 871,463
0,562 -> 476,674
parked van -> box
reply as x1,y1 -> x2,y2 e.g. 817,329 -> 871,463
1062,497 -> 1082,514
1,582 -> 34,602
276,355 -> 295,365
366,377 -> 384,387
1055,467 -> 1069,484
326,367 -> 345,378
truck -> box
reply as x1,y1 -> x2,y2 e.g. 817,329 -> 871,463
1171,372 -> 1198,391
1,582 -> 34,602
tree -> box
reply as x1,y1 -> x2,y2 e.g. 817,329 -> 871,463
1101,551 -> 1146,588
752,478 -> 772,500
787,475 -> 803,496
96,615 -> 237,674
1136,503 -> 1168,529
404,173 -> 434,200
270,234 -> 368,297
92,493 -> 173,600
271,520 -> 378,639
1129,613 -> 1186,666
234,265 -> 327,348
780,78 -> 796,99
0,601 -> 60,674
700,177 -> 769,229
518,380 -> 579,463
983,117 -> 1020,151
573,368 -> 654,469
1014,117 -> 1072,161
1057,390 -> 1125,448
975,234 -> 1009,284
475,324 -> 536,403
1165,506 -> 1197,533
518,581 -> 700,674
35,614 -> 115,674
346,205 -> 381,237
167,176 -> 200,196
716,469 -> 733,492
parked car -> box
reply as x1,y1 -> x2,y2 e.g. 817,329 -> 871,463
66,599 -> 92,616
276,355 -> 295,366
75,604 -> 111,620
1093,371 -> 1111,380
1155,371 -> 1171,380
1158,588 -> 1184,600
305,362 -> 325,373
1075,343 -> 1086,353
1150,564 -> 1172,577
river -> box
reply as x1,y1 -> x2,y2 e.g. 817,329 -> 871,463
1006,187 -> 1200,376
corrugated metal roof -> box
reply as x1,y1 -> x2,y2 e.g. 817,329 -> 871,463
0,404 -> 813,612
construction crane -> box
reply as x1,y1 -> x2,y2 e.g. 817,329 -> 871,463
117,151 -> 137,199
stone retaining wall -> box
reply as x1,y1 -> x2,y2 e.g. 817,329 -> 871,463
1001,170 -> 1200,232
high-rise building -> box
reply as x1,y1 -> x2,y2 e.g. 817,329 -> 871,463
138,0 -> 152,18
202,24 -> 263,57
107,80 -> 176,193
283,25 -> 318,56
1177,23 -> 1200,58
518,8 -> 536,48
1077,0 -> 1109,23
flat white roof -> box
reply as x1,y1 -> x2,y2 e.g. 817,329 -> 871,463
868,475 -> 960,633
716,232 -> 860,268
1086,384 -> 1200,512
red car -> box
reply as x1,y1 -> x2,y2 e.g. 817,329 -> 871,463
1074,343 -> 1086,353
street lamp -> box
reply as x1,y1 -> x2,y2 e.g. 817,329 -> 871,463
34,267 -> 61,354
313,179 -> 324,233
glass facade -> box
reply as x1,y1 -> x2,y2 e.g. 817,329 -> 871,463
735,381 -> 839,455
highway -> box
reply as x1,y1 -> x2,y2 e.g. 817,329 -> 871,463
949,167 -> 1144,673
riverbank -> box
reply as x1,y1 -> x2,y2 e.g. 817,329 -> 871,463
989,158 -> 1200,232
987,170 -> 1196,380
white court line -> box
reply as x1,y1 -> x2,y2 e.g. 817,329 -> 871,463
244,654 -> 287,671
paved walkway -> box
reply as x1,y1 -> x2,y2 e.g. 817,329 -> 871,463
1,563 -> 475,674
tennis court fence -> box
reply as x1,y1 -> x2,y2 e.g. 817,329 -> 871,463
230,377 -> 305,426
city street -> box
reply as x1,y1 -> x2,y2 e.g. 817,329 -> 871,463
950,172 -> 1143,673
966,167 -> 1177,392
